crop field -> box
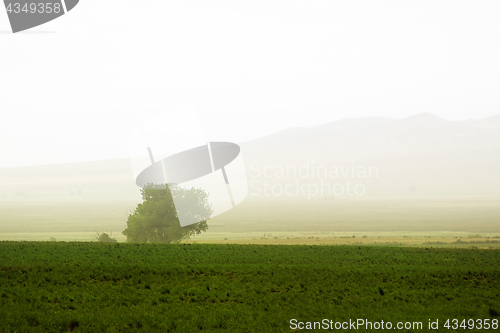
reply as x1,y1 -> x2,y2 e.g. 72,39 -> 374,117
0,242 -> 499,332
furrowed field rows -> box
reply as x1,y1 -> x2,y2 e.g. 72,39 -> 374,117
0,242 -> 499,332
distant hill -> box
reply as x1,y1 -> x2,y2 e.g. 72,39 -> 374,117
240,112 -> 500,198
0,158 -> 139,201
242,112 -> 500,160
1,113 -> 499,201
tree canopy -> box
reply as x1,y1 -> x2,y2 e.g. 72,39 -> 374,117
122,183 -> 211,243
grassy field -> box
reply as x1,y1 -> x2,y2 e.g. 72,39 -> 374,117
0,242 -> 499,332
190,236 -> 500,248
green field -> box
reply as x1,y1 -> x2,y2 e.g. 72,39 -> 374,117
0,242 -> 499,332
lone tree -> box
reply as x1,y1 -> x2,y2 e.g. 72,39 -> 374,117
123,183 -> 211,243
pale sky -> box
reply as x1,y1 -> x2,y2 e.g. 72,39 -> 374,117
1,0 -> 499,168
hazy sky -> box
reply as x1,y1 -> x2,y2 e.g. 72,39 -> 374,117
1,0 -> 499,168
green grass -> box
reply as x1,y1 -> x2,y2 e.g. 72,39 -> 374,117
0,242 -> 499,332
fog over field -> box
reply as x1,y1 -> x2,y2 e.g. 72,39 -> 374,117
2,0 -> 499,243
1,113 -> 499,241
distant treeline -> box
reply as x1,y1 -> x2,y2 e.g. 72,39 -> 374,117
423,239 -> 500,245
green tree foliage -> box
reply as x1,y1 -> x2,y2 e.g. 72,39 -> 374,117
123,183 -> 211,243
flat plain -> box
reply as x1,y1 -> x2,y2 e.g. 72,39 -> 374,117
1,197 -> 500,243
